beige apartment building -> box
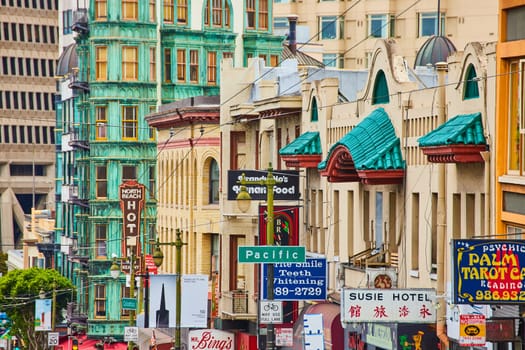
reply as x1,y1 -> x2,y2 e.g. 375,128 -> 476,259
0,0 -> 58,250
219,32 -> 502,347
274,0 -> 498,69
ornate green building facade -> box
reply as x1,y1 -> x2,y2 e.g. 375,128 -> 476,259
55,0 -> 283,342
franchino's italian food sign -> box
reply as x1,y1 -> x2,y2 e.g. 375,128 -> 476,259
453,240 -> 525,304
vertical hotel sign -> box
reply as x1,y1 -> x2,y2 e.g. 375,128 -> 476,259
453,239 -> 525,304
120,180 -> 145,256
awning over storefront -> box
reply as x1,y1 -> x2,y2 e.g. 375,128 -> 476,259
318,108 -> 405,184
345,323 -> 439,350
279,131 -> 322,168
282,302 -> 343,350
57,336 -> 128,350
418,112 -> 487,163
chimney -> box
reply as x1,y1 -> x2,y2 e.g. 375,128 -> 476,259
287,15 -> 298,56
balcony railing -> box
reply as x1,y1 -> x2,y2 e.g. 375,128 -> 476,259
66,302 -> 88,327
348,244 -> 398,268
220,290 -> 256,320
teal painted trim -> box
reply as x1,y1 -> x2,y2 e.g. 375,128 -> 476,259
279,131 -> 321,156
372,70 -> 390,105
311,98 -> 318,122
463,64 -> 480,100
417,112 -> 486,146
319,108 -> 405,171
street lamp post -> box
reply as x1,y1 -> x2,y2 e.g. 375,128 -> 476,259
150,229 -> 186,350
110,253 -> 138,350
237,163 -> 279,350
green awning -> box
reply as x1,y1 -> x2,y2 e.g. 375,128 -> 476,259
279,131 -> 321,156
319,108 -> 405,171
418,112 -> 486,146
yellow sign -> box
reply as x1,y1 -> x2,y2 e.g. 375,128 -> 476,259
459,314 -> 486,347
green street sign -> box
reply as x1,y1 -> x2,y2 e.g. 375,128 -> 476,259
238,246 -> 306,263
122,298 -> 137,310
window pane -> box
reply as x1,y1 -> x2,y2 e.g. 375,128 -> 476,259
150,47 -> 156,81
209,159 -> 219,203
96,106 -> 107,139
122,0 -> 138,20
95,224 -> 107,257
370,15 -> 386,38
190,50 -> 198,83
95,0 -> 107,19
177,0 -> 187,24
507,6 -> 525,41
96,46 -> 107,80
164,0 -> 173,22
503,191 -> 525,215
246,0 -> 255,28
122,46 -> 138,80
177,49 -> 185,82
321,16 -> 336,39
149,0 -> 155,21
122,106 -> 138,139
323,53 -> 336,67
122,165 -> 137,181
94,284 -> 106,318
509,62 -> 520,172
164,49 -> 172,82
212,0 -> 221,26
259,0 -> 268,29
420,13 -> 437,36
96,166 -> 107,197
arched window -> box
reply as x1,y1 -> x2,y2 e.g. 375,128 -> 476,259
372,70 -> 390,104
311,97 -> 318,122
204,0 -> 231,28
464,64 -> 480,100
209,158 -> 219,204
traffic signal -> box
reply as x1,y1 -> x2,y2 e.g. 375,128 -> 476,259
12,338 -> 20,350
72,337 -> 79,350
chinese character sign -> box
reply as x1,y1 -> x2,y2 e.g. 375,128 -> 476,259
453,239 -> 525,304
341,289 -> 436,323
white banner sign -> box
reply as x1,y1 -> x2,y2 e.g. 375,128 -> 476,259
181,274 -> 209,328
149,274 -> 209,328
341,289 -> 436,323
259,301 -> 283,324
124,326 -> 139,341
34,299 -> 52,331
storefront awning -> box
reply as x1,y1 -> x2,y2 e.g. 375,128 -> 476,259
58,336 -> 128,350
418,112 -> 488,163
279,131 -> 322,168
318,108 -> 405,184
281,302 -> 343,350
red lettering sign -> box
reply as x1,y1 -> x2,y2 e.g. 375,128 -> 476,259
189,330 -> 234,350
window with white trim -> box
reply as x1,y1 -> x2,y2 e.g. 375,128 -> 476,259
368,14 -> 395,38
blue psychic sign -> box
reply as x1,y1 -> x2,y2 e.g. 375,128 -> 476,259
262,257 -> 327,300
453,239 -> 525,304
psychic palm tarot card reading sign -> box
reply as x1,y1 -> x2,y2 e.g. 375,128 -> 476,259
453,239 -> 525,304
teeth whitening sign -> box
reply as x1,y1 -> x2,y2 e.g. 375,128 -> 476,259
261,257 -> 327,300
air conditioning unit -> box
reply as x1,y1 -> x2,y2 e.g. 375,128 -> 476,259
366,267 -> 397,289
